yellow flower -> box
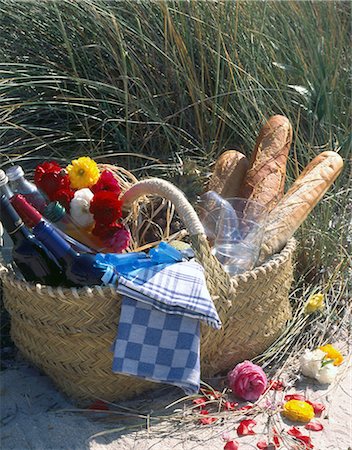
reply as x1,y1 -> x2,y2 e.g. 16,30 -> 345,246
304,293 -> 324,314
282,400 -> 315,422
319,344 -> 344,366
66,157 -> 100,189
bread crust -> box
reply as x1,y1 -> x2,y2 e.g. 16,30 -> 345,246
259,151 -> 344,262
240,115 -> 293,210
208,150 -> 249,198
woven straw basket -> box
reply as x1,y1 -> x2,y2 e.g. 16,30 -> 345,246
0,167 -> 295,404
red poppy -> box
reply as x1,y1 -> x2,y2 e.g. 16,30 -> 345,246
224,401 -> 238,411
34,161 -> 62,185
305,422 -> 324,431
287,427 -> 314,449
198,409 -> 218,425
224,441 -> 239,450
192,397 -> 207,409
268,380 -> 284,391
306,401 -> 325,415
87,399 -> 109,410
35,165 -> 70,198
237,419 -> 257,436
51,187 -> 75,211
90,191 -> 123,224
92,221 -> 122,239
91,170 -> 121,196
284,394 -> 306,402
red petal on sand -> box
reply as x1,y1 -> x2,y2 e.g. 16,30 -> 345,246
272,427 -> 281,447
257,442 -> 276,450
305,422 -> 324,431
87,400 -> 109,410
284,394 -> 306,402
224,401 -> 238,411
198,409 -> 218,425
237,419 -> 257,436
268,380 -> 284,391
306,401 -> 325,415
193,397 -> 207,409
238,405 -> 253,411
224,441 -> 239,450
288,427 -> 314,449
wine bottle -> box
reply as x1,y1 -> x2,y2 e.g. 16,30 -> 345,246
11,195 -> 117,287
0,170 -> 14,263
0,194 -> 65,286
43,202 -> 103,252
6,165 -> 47,212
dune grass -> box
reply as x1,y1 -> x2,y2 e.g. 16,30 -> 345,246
0,1 -> 351,351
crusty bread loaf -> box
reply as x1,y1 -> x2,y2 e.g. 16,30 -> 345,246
207,150 -> 249,198
239,115 -> 293,211
259,151 -> 344,262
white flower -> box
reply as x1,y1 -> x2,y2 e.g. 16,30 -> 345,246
70,188 -> 94,228
299,349 -> 326,379
299,348 -> 339,384
315,362 -> 338,384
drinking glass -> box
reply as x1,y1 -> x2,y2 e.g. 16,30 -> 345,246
200,196 -> 268,275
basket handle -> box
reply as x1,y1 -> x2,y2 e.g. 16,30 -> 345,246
122,178 -> 233,306
122,178 -> 205,237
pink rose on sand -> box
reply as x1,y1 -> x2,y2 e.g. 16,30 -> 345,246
227,361 -> 267,401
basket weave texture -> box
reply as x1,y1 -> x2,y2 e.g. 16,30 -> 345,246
0,167 -> 295,404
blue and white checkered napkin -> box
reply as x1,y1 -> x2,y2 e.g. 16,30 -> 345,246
112,259 -> 221,394
116,259 -> 221,329
113,296 -> 200,394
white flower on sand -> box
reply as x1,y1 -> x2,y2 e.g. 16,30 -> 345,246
299,348 -> 338,384
315,362 -> 339,384
70,188 -> 94,227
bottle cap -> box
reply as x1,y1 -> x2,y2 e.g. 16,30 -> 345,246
11,194 -> 42,228
44,202 -> 66,223
0,169 -> 8,186
6,165 -> 25,181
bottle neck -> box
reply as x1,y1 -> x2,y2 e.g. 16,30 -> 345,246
11,194 -> 43,228
0,195 -> 32,244
0,183 -> 14,199
34,221 -> 76,262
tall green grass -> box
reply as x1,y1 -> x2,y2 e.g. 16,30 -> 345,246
0,0 -> 351,283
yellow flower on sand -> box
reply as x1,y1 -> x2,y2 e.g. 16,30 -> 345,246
304,292 -> 324,314
283,400 -> 315,422
319,344 -> 344,366
66,157 -> 100,189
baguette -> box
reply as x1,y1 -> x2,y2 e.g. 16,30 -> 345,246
259,151 -> 344,262
207,150 -> 249,198
240,115 -> 293,211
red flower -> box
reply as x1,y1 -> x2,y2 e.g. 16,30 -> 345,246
34,161 -> 70,198
192,397 -> 207,409
224,401 -> 238,411
87,400 -> 109,410
90,191 -> 123,224
51,188 -> 75,211
224,441 -> 239,450
268,380 -> 284,391
237,419 -> 257,436
287,427 -> 314,449
305,421 -> 324,431
284,394 -> 306,402
306,401 -> 325,415
108,226 -> 130,253
198,409 -> 218,425
91,170 -> 121,196
92,221 -> 122,240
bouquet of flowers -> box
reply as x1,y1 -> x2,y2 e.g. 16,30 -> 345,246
34,156 -> 130,253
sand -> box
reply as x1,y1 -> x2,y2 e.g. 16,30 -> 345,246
0,351 -> 351,450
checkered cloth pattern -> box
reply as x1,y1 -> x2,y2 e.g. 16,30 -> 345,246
116,259 -> 221,329
112,296 -> 200,394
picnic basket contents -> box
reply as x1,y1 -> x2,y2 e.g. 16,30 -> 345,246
0,115 -> 343,404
